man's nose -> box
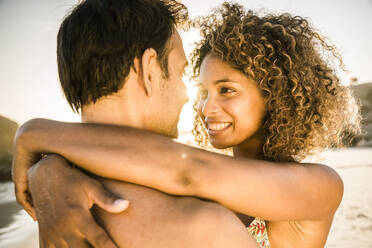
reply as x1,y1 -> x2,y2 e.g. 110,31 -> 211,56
183,91 -> 189,105
181,83 -> 189,104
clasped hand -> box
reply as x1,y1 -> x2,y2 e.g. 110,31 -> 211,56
12,122 -> 129,247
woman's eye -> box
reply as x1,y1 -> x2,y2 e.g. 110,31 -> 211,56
220,87 -> 234,94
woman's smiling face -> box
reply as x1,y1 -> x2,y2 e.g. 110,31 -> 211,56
197,54 -> 266,149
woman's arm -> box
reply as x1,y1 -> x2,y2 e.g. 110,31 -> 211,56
13,118 -> 343,222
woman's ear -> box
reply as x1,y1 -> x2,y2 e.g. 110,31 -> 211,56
139,48 -> 161,97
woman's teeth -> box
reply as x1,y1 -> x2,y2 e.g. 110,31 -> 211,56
208,122 -> 231,131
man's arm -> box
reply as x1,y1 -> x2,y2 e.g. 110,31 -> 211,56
13,118 -> 343,222
27,155 -> 129,248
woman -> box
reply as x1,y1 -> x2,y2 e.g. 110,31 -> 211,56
189,3 -> 360,246
14,2 -> 360,247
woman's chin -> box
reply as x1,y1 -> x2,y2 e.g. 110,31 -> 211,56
210,140 -> 233,150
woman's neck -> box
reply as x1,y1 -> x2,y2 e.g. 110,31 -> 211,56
232,130 -> 263,159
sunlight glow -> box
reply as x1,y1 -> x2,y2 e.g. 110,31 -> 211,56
176,29 -> 201,144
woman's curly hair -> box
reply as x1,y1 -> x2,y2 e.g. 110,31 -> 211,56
191,2 -> 361,162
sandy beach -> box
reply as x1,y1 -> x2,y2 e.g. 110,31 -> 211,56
0,183 -> 38,247
321,148 -> 372,247
0,147 -> 371,248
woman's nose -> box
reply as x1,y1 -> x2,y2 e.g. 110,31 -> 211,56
200,96 -> 220,117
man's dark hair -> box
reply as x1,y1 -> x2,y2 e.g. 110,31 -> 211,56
57,0 -> 188,113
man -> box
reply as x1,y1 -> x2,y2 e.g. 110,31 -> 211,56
13,0 -> 258,247
13,0 -> 344,247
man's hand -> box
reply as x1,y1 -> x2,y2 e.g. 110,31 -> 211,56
27,154 -> 129,248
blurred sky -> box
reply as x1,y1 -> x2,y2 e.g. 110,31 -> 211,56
0,0 -> 371,125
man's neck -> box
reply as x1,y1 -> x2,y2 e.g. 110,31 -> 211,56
81,96 -> 144,129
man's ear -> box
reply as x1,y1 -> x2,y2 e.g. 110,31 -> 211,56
139,48 -> 161,97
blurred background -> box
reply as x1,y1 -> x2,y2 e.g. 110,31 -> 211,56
0,0 -> 371,247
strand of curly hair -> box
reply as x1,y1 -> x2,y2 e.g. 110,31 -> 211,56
190,2 -> 361,162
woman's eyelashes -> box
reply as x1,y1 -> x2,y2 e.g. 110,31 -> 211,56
219,86 -> 236,95
197,84 -> 237,100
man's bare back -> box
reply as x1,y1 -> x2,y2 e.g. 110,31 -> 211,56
93,179 -> 258,247
28,155 -> 258,247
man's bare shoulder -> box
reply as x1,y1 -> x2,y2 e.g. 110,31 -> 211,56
93,179 -> 258,248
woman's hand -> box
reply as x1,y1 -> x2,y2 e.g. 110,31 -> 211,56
12,119 -> 42,218
28,154 -> 129,248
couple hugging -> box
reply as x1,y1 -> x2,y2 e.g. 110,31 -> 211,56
12,0 -> 360,247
